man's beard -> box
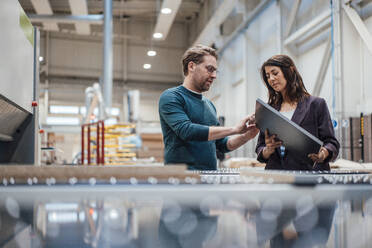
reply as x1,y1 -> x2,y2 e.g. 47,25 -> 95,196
200,80 -> 211,91
194,76 -> 212,92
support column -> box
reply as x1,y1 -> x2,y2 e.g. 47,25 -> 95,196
102,0 -> 113,111
332,0 -> 346,159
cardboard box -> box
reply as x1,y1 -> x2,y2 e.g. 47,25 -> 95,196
142,140 -> 164,149
141,133 -> 163,141
137,148 -> 164,158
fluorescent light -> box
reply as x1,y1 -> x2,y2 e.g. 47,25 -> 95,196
161,8 -> 172,14
48,212 -> 78,223
45,203 -> 79,211
39,56 -> 44,62
46,117 -> 80,125
110,108 -> 120,116
143,64 -> 151,69
50,105 -> 79,114
153,32 -> 163,39
109,209 -> 119,219
147,50 -> 157,56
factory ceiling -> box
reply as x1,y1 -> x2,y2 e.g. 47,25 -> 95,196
18,0 -> 203,36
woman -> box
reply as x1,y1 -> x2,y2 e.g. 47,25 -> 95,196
256,55 -> 339,170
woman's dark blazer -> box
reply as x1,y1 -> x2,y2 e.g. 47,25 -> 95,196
255,96 -> 340,171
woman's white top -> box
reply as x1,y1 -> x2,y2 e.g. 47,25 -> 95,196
280,110 -> 295,120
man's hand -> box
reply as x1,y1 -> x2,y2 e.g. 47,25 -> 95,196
234,114 -> 256,134
225,114 -> 258,151
308,147 -> 329,163
241,122 -> 259,140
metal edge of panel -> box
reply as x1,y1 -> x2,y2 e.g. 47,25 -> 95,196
0,94 -> 30,115
33,26 -> 40,165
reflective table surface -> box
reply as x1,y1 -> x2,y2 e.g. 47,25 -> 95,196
1,180 -> 372,248
2,167 -> 372,247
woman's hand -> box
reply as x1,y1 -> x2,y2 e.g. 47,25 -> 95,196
308,147 -> 329,163
262,129 -> 282,159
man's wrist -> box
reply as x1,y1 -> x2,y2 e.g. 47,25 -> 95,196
240,132 -> 251,141
231,126 -> 239,135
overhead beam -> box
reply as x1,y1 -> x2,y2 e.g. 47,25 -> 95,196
312,35 -> 332,96
284,0 -> 301,38
152,0 -> 182,41
40,29 -> 146,41
29,14 -> 104,24
193,0 -> 238,46
343,2 -> 372,55
218,0 -> 273,55
284,10 -> 331,46
22,1 -> 201,18
40,77 -> 178,92
295,19 -> 331,47
30,0 -> 59,31
68,0 -> 90,35
67,1 -> 200,14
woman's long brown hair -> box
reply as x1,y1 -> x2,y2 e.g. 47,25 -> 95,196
260,55 -> 310,108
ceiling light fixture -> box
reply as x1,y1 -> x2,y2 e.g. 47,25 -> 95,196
143,64 -> 151,69
147,50 -> 157,56
161,8 -> 172,14
153,32 -> 163,39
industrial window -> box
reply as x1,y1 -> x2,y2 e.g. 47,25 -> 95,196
50,105 -> 79,114
46,117 -> 80,126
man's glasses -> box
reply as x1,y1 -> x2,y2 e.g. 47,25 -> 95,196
205,65 -> 218,74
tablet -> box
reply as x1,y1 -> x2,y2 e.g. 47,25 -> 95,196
255,98 -> 323,162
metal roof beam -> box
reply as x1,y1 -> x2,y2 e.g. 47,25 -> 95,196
29,14 -> 103,24
312,35 -> 332,96
30,0 -> 59,31
22,1 -> 200,17
68,0 -> 90,35
343,2 -> 372,55
193,0 -> 238,46
284,0 -> 301,38
218,0 -> 273,55
284,10 -> 331,46
152,0 -> 182,41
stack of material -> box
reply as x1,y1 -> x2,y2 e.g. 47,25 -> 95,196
103,124 -> 137,165
346,117 -> 363,162
330,158 -> 367,170
364,114 -> 372,162
138,133 -> 164,162
223,157 -> 265,168
344,114 -> 372,163
0,165 -> 194,184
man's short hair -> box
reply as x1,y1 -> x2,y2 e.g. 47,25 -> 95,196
181,45 -> 218,76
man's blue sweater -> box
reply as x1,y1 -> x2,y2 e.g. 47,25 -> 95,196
158,85 -> 229,170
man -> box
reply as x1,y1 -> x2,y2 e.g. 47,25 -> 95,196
158,45 -> 258,170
